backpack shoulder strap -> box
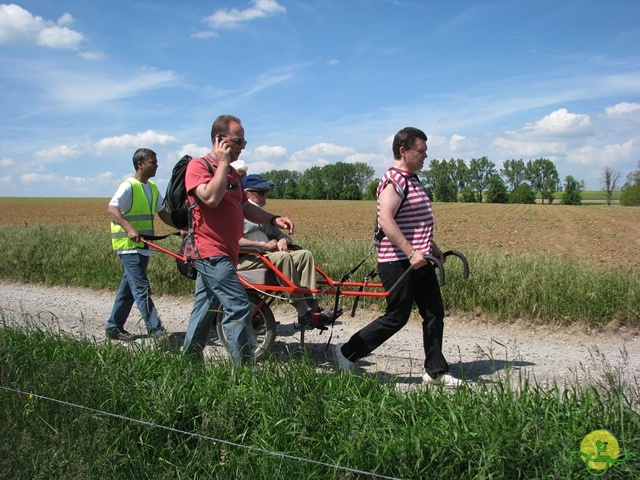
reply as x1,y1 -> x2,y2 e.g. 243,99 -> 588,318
184,157 -> 216,261
374,170 -> 414,243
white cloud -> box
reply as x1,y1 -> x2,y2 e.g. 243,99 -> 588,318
0,175 -> 12,185
489,108 -> 597,160
290,143 -> 355,162
34,144 -> 83,160
175,143 -> 210,161
191,30 -> 218,39
521,108 -> 592,137
492,136 -> 566,158
204,0 -> 286,29
78,51 -> 105,60
344,152 -> 384,164
605,102 -> 640,116
243,64 -> 308,97
49,67 -> 179,104
95,130 -> 177,151
0,157 -> 16,168
20,172 -> 59,183
570,139 -> 639,167
0,4 -> 83,50
449,134 -> 468,152
251,145 -> 288,160
57,13 -> 74,27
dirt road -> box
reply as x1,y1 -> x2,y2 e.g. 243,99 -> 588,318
2,281 -> 638,391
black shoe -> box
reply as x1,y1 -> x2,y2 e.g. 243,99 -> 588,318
106,328 -> 135,341
297,310 -> 333,330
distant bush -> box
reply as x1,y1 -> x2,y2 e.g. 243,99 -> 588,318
509,183 -> 536,204
620,184 -> 640,206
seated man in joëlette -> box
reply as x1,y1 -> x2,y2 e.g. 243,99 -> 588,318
237,174 -> 336,329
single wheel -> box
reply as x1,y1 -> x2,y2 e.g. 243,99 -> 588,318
215,291 -> 277,361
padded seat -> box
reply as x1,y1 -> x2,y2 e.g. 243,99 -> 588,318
237,268 -> 279,285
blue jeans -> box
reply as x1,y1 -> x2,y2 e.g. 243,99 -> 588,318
182,256 -> 253,365
106,253 -> 165,336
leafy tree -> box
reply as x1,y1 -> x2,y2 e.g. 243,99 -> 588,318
501,159 -> 526,191
600,166 -> 621,206
459,186 -> 478,203
561,175 -> 584,205
313,162 -> 375,200
340,184 -> 361,200
423,159 -> 456,202
296,166 -> 326,199
364,179 -> 379,200
509,183 -> 536,204
486,174 -> 508,203
283,180 -> 298,199
446,158 -> 470,199
526,158 -> 560,204
620,160 -> 640,206
469,156 -> 496,202
349,162 -> 376,196
322,163 -> 347,200
260,170 -> 300,199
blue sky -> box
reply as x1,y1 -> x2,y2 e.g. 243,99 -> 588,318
1,0 -> 639,197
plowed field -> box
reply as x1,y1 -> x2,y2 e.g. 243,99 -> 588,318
1,197 -> 639,268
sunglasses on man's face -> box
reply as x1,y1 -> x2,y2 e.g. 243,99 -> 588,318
218,135 -> 247,146
249,189 -> 269,197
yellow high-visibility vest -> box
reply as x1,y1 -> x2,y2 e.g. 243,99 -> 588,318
110,178 -> 158,252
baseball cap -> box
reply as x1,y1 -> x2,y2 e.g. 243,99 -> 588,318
242,174 -> 274,190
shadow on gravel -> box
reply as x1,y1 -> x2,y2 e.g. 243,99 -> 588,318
450,359 -> 536,382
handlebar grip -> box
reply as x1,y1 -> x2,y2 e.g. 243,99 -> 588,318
443,250 -> 470,279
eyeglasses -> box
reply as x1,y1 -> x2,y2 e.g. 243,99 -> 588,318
222,136 -> 247,146
249,189 -> 269,197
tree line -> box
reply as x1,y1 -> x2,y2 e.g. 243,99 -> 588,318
260,157 -> 640,206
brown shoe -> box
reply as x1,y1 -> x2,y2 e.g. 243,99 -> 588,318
106,329 -> 135,341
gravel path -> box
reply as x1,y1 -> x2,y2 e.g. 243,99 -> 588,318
1,281 -> 638,390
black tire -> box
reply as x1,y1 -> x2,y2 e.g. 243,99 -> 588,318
215,291 -> 277,361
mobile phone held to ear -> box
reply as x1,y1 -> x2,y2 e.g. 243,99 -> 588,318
215,135 -> 224,143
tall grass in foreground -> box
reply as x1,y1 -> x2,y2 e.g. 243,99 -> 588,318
1,224 -> 639,327
1,315 -> 638,479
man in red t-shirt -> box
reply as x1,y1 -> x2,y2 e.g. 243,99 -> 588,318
182,115 -> 294,365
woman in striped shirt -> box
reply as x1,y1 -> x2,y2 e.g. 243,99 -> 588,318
333,127 -> 462,387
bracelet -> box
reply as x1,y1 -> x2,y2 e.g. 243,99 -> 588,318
269,215 -> 281,226
408,250 -> 416,260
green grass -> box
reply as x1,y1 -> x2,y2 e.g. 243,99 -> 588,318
535,190 -> 621,203
1,316 -> 638,479
581,190 -> 621,201
1,224 -> 639,328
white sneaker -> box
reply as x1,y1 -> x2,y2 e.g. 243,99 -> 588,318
333,342 -> 355,372
422,373 -> 463,387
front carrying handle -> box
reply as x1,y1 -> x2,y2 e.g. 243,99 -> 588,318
386,254 -> 445,298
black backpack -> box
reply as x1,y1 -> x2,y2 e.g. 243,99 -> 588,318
164,155 -> 214,229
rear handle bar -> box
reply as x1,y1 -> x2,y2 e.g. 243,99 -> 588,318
384,250 -> 469,299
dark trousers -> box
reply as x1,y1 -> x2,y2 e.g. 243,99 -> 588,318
341,260 -> 449,377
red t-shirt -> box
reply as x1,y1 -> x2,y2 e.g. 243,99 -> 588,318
185,154 -> 247,263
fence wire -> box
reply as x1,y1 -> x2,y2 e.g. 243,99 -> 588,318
1,385 -> 407,480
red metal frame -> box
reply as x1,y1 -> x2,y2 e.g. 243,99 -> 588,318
143,239 -> 388,299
